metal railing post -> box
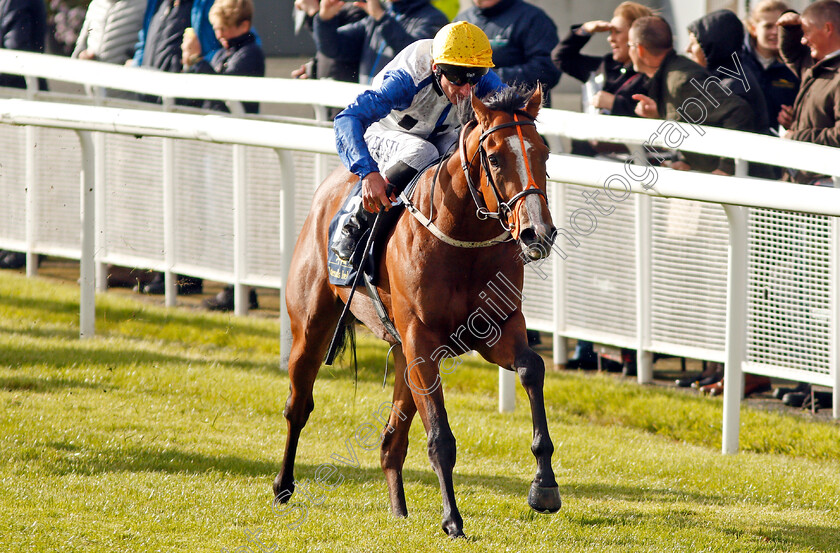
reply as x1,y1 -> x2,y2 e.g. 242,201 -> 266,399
162,97 -> 177,304
276,149 -> 296,371
499,368 -> 515,413
92,89 -> 108,291
635,193 -> 653,383
24,126 -> 37,276
833,176 -> 840,419
162,136 -> 177,305
233,144 -> 248,315
552,180 -> 567,370
77,130 -> 96,338
722,203 -> 748,454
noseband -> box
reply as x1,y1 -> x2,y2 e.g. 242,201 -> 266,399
459,113 -> 547,234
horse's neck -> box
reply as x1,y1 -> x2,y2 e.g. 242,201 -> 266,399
414,147 -> 498,242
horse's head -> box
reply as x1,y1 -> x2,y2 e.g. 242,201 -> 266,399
465,87 -> 556,261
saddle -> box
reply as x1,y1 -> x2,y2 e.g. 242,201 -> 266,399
325,162 -> 439,345
326,157 -> 441,286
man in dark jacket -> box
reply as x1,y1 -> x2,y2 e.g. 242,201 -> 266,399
777,0 -> 840,173
0,0 -> 46,88
455,0 -> 560,106
629,16 -> 757,174
291,0 -> 365,83
314,0 -> 448,85
0,0 -> 46,270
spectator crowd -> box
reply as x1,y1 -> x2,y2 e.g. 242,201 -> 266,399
0,0 -> 838,407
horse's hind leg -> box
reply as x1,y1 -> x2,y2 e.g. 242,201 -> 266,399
273,281 -> 342,503
379,348 -> 417,518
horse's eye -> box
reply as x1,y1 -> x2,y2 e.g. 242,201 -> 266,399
488,154 -> 500,168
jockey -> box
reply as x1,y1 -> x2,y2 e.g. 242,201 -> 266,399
331,21 -> 506,262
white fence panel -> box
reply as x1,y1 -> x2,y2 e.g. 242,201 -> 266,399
173,140 -> 235,277
102,134 -> 166,268
244,147 -> 283,286
0,125 -> 26,251
563,183 -> 637,347
746,209 -> 834,385
649,198 -> 728,361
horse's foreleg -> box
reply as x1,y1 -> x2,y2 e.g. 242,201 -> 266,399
514,347 -> 561,513
380,348 -> 417,518
402,338 -> 464,538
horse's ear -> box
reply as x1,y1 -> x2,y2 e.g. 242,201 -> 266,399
525,86 -> 543,119
471,90 -> 492,128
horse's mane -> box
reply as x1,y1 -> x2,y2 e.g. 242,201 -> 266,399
456,84 -> 538,126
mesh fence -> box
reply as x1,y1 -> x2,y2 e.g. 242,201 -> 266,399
0,125 -> 27,248
650,198 -> 728,353
33,128 -> 82,252
102,134 -> 166,264
560,182 -> 638,342
173,140 -> 235,273
746,208 -> 832,376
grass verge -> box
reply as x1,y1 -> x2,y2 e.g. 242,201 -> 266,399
1,271 -> 838,552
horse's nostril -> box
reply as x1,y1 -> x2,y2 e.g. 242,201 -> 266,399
546,227 -> 556,245
519,227 -> 537,243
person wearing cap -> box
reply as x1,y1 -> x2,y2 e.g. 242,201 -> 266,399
455,0 -> 560,106
330,21 -> 506,262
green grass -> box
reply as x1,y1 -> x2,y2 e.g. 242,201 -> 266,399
1,270 -> 839,552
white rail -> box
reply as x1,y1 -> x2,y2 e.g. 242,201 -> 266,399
1,50 -> 839,453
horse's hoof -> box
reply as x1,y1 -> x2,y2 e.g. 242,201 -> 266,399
528,483 -> 562,513
442,516 -> 465,538
443,525 -> 466,539
272,474 -> 294,503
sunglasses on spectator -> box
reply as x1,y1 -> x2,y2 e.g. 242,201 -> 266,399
438,65 -> 488,87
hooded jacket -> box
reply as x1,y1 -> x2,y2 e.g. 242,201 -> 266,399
687,9 -> 770,134
314,0 -> 448,85
455,0 -> 560,104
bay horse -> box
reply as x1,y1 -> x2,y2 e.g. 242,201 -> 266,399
274,86 -> 560,537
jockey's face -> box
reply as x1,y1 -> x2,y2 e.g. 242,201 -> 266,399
434,64 -> 477,104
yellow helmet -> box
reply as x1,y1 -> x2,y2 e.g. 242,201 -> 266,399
432,22 -> 495,68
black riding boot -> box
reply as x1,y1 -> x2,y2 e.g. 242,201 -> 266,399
332,202 -> 374,262
332,162 -> 418,263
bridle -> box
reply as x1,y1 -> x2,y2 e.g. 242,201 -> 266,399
459,111 -> 547,238
398,108 -> 548,249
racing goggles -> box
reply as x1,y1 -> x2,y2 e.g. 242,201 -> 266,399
437,64 -> 488,87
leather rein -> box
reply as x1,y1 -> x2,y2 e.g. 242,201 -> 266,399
399,112 -> 546,249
